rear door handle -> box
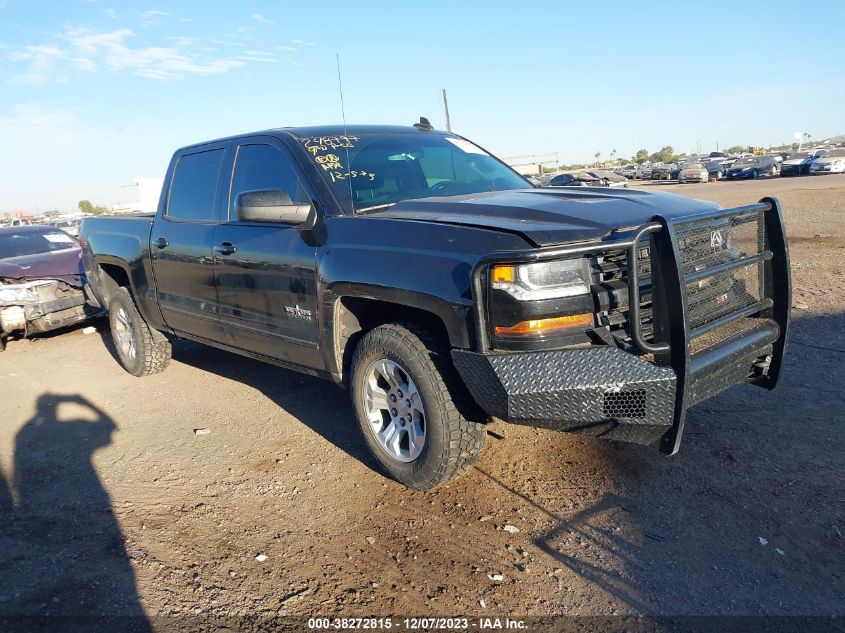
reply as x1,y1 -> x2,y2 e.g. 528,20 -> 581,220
213,242 -> 237,255
152,237 -> 169,249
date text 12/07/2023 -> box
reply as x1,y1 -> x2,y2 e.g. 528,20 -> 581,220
307,616 -> 528,630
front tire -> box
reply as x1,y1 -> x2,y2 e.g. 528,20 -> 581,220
350,323 -> 486,490
108,287 -> 171,377
751,169 -> 759,179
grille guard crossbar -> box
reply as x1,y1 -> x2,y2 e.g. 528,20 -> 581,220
470,196 -> 791,453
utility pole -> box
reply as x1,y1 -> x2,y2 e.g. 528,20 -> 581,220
442,89 -> 452,133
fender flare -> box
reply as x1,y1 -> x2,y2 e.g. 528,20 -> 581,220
323,283 -> 474,380
91,255 -> 168,332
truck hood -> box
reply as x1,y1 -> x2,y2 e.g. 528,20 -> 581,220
375,188 -> 720,247
0,247 -> 84,284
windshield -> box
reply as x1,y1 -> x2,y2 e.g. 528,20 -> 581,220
299,133 -> 528,212
735,157 -> 757,166
825,148 -> 845,158
0,228 -> 77,259
787,153 -> 810,160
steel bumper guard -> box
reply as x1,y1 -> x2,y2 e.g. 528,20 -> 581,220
455,197 -> 790,454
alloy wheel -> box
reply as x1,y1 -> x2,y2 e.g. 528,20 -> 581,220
114,306 -> 137,361
361,359 -> 426,463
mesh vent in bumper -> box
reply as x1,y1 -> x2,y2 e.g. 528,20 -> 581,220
603,390 -> 647,419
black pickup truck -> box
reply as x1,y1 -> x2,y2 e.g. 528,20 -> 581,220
80,122 -> 791,489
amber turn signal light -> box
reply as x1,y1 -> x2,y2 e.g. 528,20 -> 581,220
491,264 -> 515,284
494,313 -> 593,336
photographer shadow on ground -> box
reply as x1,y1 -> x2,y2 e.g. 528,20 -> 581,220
0,393 -> 150,631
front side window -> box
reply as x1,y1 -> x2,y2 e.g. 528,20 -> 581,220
228,144 -> 306,219
167,149 -> 224,222
299,133 -> 528,212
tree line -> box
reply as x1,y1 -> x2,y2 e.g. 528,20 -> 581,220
78,200 -> 109,215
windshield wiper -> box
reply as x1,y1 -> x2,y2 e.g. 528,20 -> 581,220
355,202 -> 396,214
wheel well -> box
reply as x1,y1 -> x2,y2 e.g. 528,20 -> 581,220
98,263 -> 131,307
335,297 -> 450,385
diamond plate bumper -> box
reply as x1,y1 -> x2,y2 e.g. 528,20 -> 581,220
453,317 -> 781,449
453,346 -> 677,446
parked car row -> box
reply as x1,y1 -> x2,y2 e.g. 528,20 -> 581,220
599,146 -> 843,185
0,217 -> 82,235
511,145 -> 843,191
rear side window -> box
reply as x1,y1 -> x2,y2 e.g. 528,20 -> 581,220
229,144 -> 305,219
167,149 -> 224,221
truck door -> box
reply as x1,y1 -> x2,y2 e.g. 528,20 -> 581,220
213,139 -> 322,369
150,145 -> 227,344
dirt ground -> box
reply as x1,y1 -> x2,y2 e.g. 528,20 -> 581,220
1,175 -> 843,627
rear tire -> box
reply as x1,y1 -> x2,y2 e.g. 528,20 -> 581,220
108,287 -> 171,377
350,322 -> 487,490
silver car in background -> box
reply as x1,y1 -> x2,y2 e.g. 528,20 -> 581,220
678,161 -> 709,183
810,147 -> 845,174
588,169 -> 629,188
636,164 -> 653,179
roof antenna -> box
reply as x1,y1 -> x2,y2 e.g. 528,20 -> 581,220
441,89 -> 452,132
335,53 -> 354,210
414,117 -> 433,131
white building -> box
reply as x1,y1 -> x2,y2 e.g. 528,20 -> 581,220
109,178 -> 165,214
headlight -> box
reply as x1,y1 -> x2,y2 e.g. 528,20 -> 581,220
488,258 -> 593,348
0,285 -> 39,304
492,258 -> 589,301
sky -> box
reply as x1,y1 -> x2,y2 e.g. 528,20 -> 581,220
1,0 -> 843,214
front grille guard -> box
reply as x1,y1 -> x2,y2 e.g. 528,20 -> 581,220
470,196 -> 791,453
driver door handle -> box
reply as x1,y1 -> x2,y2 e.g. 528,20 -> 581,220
214,242 -> 237,255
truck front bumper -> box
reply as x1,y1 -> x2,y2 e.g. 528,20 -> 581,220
462,197 -> 790,454
453,317 -> 779,450
453,346 -> 677,446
